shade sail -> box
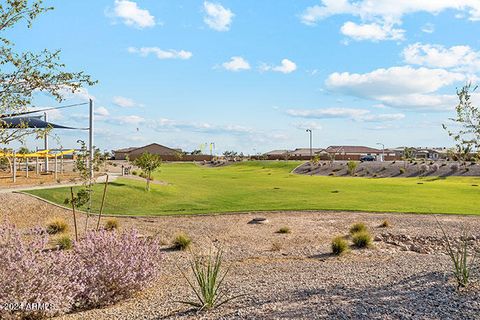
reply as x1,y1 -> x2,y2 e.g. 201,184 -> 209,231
0,116 -> 80,129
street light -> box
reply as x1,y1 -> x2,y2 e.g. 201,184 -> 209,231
376,142 -> 385,162
306,129 -> 312,159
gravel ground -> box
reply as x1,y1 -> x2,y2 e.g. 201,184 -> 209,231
1,193 -> 480,319
294,160 -> 480,178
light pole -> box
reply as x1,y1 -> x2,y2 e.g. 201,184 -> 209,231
306,129 -> 312,159
376,142 -> 385,162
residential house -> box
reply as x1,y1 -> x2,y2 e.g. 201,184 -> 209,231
113,143 -> 182,161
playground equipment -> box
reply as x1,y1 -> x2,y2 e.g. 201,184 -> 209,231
0,149 -> 75,182
0,99 -> 95,183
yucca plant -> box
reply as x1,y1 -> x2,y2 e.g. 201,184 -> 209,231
437,219 -> 477,288
178,249 -> 239,310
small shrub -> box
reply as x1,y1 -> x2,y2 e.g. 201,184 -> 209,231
277,226 -> 291,234
349,223 -> 367,234
178,249 -> 238,310
172,233 -> 192,250
46,218 -> 69,234
347,160 -> 358,176
56,235 -> 73,250
331,236 -> 349,255
132,170 -> 138,175
450,163 -> 459,171
399,167 -> 406,174
379,220 -> 390,228
352,231 -> 372,248
104,218 -> 119,231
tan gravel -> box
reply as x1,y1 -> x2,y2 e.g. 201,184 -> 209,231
1,193 -> 479,319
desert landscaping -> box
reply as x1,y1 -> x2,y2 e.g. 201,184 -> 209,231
2,191 -> 480,319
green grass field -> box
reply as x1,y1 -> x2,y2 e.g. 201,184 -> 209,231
27,161 -> 480,216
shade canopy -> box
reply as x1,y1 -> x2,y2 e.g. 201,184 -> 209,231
0,116 -> 81,129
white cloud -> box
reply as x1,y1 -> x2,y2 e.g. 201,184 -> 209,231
128,47 -> 192,60
114,115 -> 145,125
111,0 -> 155,29
95,106 -> 110,117
300,1 -> 480,41
300,1 -> 480,26
112,96 -> 142,108
326,66 -> 465,97
402,43 -> 480,72
421,23 -> 435,33
203,1 -> 234,31
287,107 -> 369,119
58,86 -> 94,101
261,59 -> 297,74
325,66 -> 470,111
286,107 -> 404,122
222,56 -> 250,71
340,21 -> 404,41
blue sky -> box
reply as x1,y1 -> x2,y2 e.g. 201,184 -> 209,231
13,0 -> 480,153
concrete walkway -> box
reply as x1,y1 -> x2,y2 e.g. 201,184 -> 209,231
0,173 -> 121,193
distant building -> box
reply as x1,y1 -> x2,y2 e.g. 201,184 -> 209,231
321,146 -> 396,161
264,150 -> 290,157
113,143 -> 182,161
289,148 -> 324,157
392,147 -> 448,160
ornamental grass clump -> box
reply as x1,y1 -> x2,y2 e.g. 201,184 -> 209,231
277,226 -> 291,234
178,249 -> 239,310
349,222 -> 367,235
331,236 -> 349,255
104,218 -> 119,231
173,233 -> 192,250
352,231 -> 372,248
56,235 -> 73,250
46,218 -> 69,234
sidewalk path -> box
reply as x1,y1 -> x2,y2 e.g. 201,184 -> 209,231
0,173 -> 121,194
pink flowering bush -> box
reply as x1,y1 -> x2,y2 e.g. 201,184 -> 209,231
72,229 -> 162,308
0,224 -> 162,319
0,224 -> 80,319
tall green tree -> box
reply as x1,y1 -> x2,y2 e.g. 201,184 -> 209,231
0,0 -> 96,146
133,152 -> 162,191
443,83 -> 479,162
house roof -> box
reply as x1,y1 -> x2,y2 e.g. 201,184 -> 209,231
324,146 -> 381,154
290,148 -> 324,155
264,149 -> 289,155
114,147 -> 137,153
113,143 -> 181,154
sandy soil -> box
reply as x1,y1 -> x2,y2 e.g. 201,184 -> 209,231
1,193 -> 479,319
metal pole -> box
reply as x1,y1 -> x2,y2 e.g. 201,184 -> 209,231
25,157 -> 28,178
12,151 -> 16,183
44,112 -> 49,172
306,129 -> 312,158
89,99 -> 94,179
35,157 -> 39,174
54,155 -> 58,180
